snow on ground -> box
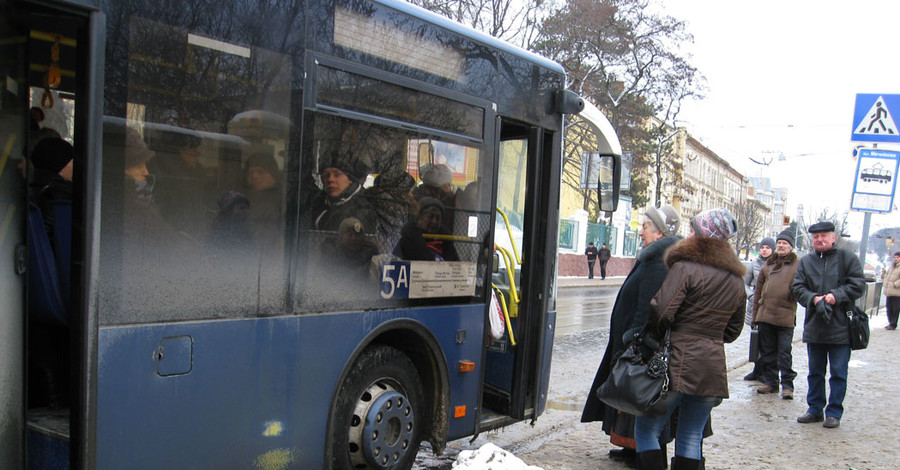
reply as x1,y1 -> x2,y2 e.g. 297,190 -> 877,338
451,443 -> 543,470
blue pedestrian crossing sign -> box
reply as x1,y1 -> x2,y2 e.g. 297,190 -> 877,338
851,94 -> 900,143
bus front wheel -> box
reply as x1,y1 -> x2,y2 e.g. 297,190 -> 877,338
331,345 -> 425,470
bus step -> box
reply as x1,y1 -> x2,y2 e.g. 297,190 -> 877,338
27,408 -> 69,470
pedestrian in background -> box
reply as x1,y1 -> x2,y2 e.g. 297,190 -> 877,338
581,205 -> 681,468
585,242 -> 599,279
598,243 -> 612,280
743,237 -> 774,381
634,208 -> 746,470
752,230 -> 799,399
792,221 -> 865,429
883,252 -> 900,330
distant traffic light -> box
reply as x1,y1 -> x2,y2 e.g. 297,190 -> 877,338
783,216 -> 791,226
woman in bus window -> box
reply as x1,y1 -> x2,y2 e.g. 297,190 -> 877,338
394,197 -> 458,262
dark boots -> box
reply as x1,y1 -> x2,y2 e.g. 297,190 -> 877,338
636,450 -> 667,470
671,456 -> 705,470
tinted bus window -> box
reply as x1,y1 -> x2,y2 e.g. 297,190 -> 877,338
295,113 -> 494,313
99,8 -> 299,325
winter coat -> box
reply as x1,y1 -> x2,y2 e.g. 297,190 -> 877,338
311,182 -> 376,235
884,261 -> 900,298
598,246 -> 611,262
752,252 -> 799,328
743,255 -> 766,324
792,247 -> 865,344
585,245 -> 599,261
649,236 -> 747,399
581,235 -> 681,427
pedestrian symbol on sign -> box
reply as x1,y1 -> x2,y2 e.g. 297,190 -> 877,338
854,96 -> 898,136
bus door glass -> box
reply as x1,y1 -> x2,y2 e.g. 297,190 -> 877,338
483,119 -> 540,421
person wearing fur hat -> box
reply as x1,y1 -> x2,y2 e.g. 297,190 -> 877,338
742,237 -> 774,381
582,205 -> 683,467
310,150 -> 375,236
634,208 -> 746,470
752,230 -> 800,399
883,252 -> 900,330
30,137 -> 74,244
792,221 -> 865,429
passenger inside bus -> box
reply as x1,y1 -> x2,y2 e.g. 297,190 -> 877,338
394,197 -> 458,262
310,149 -> 375,235
318,216 -> 379,285
243,151 -> 282,243
147,127 -> 214,238
29,137 -> 73,246
206,190 -> 253,253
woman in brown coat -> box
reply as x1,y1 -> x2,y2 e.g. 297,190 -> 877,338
752,230 -> 800,398
884,252 -> 900,330
634,209 -> 747,470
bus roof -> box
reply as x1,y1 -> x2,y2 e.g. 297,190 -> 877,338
374,0 -> 566,76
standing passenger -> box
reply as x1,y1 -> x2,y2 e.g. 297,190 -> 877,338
883,252 -> 900,330
581,205 -> 680,468
311,150 -> 374,234
792,221 -> 865,429
752,230 -> 799,399
634,208 -> 746,470
743,237 -> 774,381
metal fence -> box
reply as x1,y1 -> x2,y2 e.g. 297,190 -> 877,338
586,222 -> 617,253
559,218 -> 578,251
622,228 -> 639,257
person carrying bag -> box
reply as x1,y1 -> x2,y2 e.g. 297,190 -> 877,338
595,327 -> 671,417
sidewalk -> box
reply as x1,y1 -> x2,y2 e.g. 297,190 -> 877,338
557,275 -> 625,289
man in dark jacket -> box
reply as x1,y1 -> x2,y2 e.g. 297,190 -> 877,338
792,221 -> 865,429
585,242 -> 599,279
598,243 -> 612,280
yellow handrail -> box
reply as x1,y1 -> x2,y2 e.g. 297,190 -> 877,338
491,285 -> 516,346
494,244 -> 519,318
495,207 -> 522,265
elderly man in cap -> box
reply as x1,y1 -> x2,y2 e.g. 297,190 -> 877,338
792,221 -> 865,429
753,230 -> 800,399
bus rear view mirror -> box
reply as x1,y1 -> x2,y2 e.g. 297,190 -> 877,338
597,154 -> 621,212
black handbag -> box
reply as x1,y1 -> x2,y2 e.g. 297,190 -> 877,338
595,328 -> 670,417
749,328 -> 759,362
847,306 -> 869,350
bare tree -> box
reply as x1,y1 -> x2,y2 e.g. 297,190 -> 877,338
408,0 -> 550,47
532,0 -> 705,208
734,198 -> 767,259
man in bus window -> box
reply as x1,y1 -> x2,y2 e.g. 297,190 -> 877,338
311,149 -> 375,235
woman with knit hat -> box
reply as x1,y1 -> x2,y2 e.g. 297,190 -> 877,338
743,237 -> 774,381
634,208 -> 746,470
752,229 -> 800,398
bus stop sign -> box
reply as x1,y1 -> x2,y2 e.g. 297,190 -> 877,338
851,94 -> 900,143
851,148 -> 899,213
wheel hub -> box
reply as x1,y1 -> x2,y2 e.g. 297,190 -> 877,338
349,384 -> 415,468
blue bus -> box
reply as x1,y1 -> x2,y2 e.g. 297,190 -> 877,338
0,0 -> 622,468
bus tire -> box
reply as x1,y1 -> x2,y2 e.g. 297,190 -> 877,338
331,345 -> 425,470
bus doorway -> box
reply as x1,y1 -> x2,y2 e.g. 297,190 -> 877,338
1,1 -> 90,468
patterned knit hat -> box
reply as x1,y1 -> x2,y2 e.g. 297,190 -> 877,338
691,208 -> 738,240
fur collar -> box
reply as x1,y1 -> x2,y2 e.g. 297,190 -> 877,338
765,251 -> 798,265
664,236 -> 746,277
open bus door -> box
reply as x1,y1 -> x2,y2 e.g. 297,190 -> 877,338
482,100 -> 620,431
1,1 -> 100,468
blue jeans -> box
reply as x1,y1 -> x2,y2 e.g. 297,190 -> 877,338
635,393 -> 722,459
806,343 -> 851,419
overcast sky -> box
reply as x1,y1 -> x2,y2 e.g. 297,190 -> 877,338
658,0 -> 900,237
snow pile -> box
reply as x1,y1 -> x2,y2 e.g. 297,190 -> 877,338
452,443 -> 544,470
